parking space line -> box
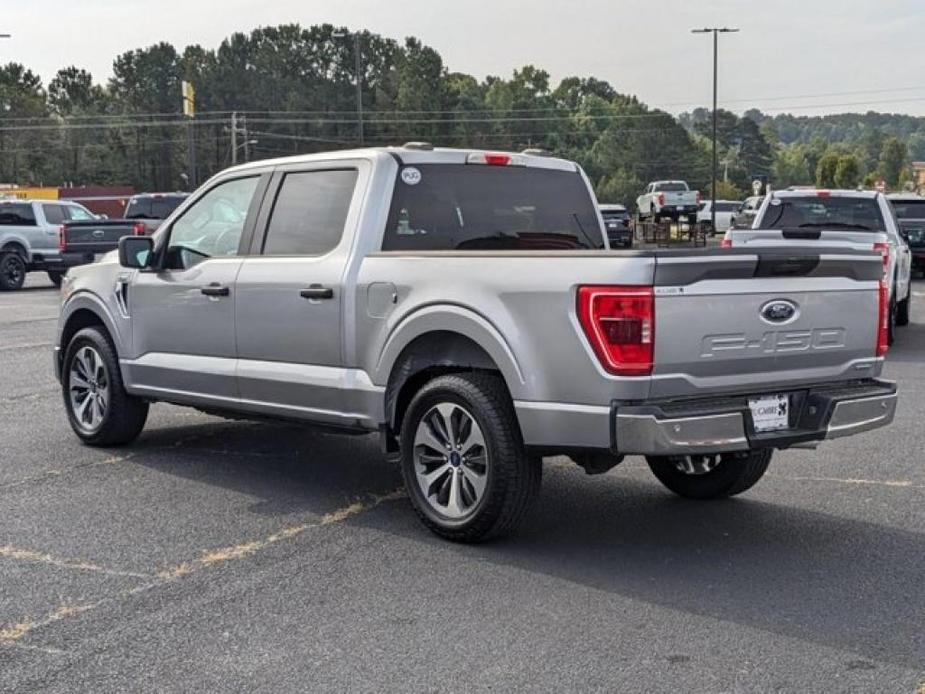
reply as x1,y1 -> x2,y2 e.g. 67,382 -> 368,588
0,453 -> 135,493
0,546 -> 151,579
0,342 -> 53,352
772,475 -> 923,489
0,487 -> 406,649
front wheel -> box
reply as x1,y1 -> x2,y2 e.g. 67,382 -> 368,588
646,449 -> 773,500
63,327 -> 149,446
0,253 -> 26,291
399,372 -> 541,542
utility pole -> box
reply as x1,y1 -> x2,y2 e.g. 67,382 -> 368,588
231,111 -> 238,165
242,115 -> 250,162
691,27 -> 738,233
333,30 -> 364,145
181,81 -> 197,189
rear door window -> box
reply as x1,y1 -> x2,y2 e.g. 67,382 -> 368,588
42,204 -> 66,225
262,170 -> 358,256
125,198 -> 152,219
0,204 -> 36,226
382,165 -> 603,251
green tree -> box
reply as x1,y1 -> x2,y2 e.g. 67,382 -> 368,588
834,154 -> 861,189
772,144 -> 811,187
879,137 -> 907,187
816,152 -> 840,187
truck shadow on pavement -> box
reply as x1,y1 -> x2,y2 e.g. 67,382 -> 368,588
126,418 -> 924,670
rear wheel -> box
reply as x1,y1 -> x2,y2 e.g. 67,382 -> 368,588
399,372 -> 541,542
646,449 -> 773,500
0,253 -> 26,291
63,327 -> 148,446
896,291 -> 910,327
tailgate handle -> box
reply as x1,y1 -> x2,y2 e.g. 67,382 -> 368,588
782,230 -> 822,240
755,255 -> 820,277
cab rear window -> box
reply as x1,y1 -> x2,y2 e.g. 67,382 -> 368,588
382,164 -> 604,251
758,196 -> 885,231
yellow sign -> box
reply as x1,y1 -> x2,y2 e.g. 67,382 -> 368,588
0,186 -> 59,200
181,81 -> 195,118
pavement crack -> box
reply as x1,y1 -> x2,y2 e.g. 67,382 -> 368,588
773,475 -> 923,489
0,487 -> 406,647
0,545 -> 151,579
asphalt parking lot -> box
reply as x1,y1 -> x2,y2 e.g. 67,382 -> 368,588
1,275 -> 923,693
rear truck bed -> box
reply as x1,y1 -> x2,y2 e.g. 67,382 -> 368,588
61,219 -> 146,255
609,248 -> 896,455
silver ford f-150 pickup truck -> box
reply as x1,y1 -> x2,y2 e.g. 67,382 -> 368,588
55,145 -> 897,542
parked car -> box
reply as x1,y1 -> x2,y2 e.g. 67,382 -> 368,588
697,199 -> 739,233
61,192 -> 189,256
56,146 -> 897,542
0,199 -> 97,290
599,203 -> 632,247
724,189 -> 913,343
888,193 -> 925,275
636,180 -> 700,222
730,196 -> 764,229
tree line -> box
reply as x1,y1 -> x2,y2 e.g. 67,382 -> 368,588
0,23 -> 918,207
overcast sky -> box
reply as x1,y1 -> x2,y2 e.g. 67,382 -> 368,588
5,0 -> 925,116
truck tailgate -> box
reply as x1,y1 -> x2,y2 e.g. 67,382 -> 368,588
650,250 -> 883,399
63,221 -> 136,254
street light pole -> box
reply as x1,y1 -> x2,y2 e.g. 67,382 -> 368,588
334,30 -> 364,145
692,27 -> 738,233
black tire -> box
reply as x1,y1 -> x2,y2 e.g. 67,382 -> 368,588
896,291 -> 910,327
646,449 -> 773,500
62,326 -> 148,446
0,253 -> 26,291
47,270 -> 64,288
399,372 -> 541,542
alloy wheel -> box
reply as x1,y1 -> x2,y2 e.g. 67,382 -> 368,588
68,345 -> 110,433
413,402 -> 489,519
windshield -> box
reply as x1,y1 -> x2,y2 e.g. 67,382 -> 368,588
891,199 -> 925,220
601,210 -> 628,221
382,164 -> 604,251
653,182 -> 687,193
757,196 -> 885,232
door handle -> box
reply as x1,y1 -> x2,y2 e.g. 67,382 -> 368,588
300,284 -> 334,300
201,282 -> 230,297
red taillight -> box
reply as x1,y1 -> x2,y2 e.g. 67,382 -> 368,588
877,280 -> 890,357
577,286 -> 654,376
816,190 -> 831,198
467,152 -> 525,166
721,233 -> 732,248
132,222 -> 146,236
657,193 -> 665,207
58,225 -> 66,252
873,241 -> 889,277
696,191 -> 702,205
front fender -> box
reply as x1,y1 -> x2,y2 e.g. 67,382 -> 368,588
372,303 -> 526,398
58,290 -> 124,350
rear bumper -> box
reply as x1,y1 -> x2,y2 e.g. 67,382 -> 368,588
30,252 -> 94,271
614,380 -> 897,455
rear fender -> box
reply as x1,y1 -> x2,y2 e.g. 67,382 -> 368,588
373,304 -> 526,398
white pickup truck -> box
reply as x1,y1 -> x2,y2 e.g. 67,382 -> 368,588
56,146 -> 897,542
636,180 -> 701,221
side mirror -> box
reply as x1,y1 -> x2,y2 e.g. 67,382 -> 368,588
118,235 -> 154,269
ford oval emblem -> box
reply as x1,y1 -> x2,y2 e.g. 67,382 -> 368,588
760,299 -> 798,324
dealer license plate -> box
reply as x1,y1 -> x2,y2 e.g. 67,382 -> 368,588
748,394 -> 790,432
